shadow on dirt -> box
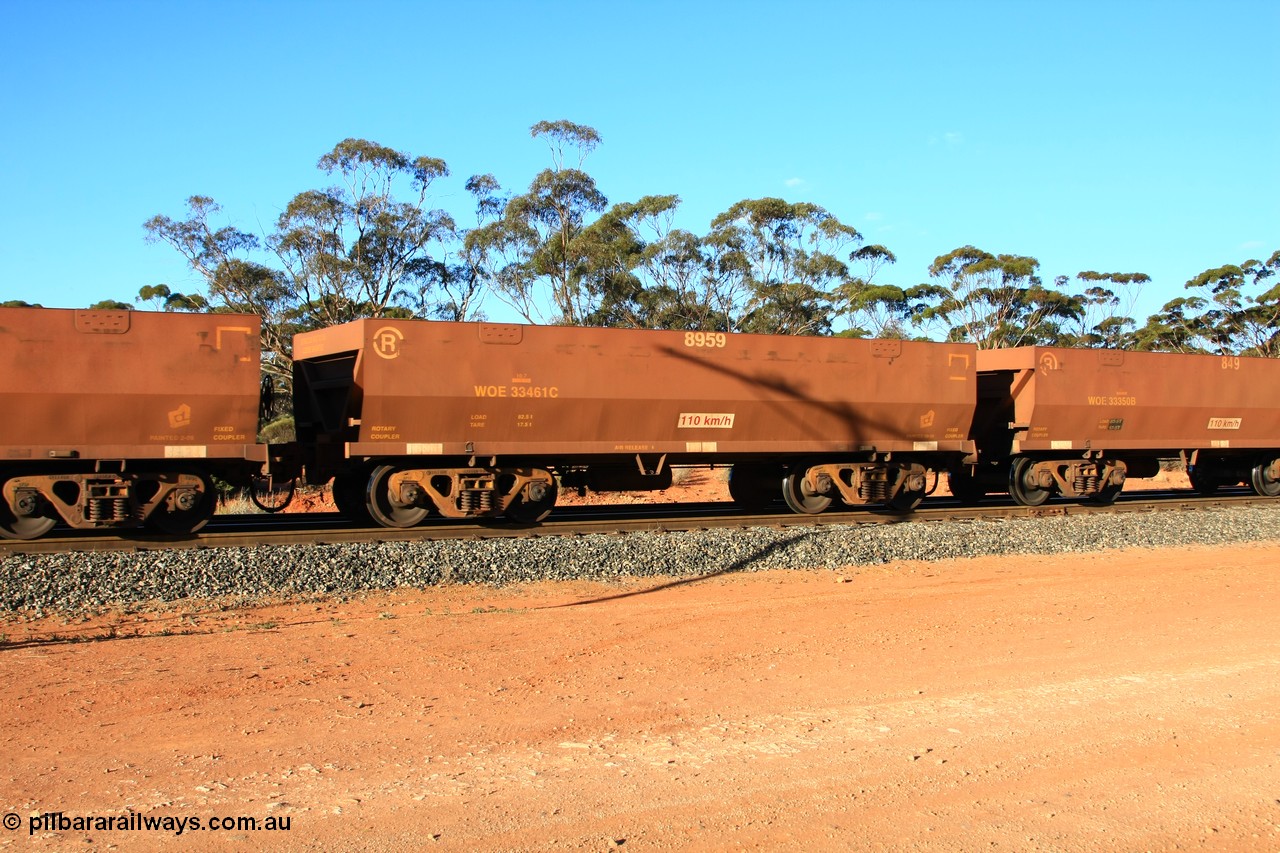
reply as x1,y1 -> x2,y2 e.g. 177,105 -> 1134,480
545,529 -> 817,609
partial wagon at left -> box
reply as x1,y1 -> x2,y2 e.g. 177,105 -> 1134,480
0,307 -> 274,539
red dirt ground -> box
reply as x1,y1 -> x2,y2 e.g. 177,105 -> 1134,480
3,532 -> 1278,851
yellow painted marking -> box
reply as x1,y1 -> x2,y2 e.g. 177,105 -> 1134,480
372,326 -> 404,359
215,326 -> 253,350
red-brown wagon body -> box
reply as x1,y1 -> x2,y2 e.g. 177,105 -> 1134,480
0,307 -> 265,536
971,346 -> 1280,503
293,320 -> 978,522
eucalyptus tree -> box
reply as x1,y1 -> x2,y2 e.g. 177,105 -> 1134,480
703,198 -> 861,336
830,245 -> 915,338
143,195 -> 294,384
145,139 -> 459,392
575,194 -> 738,331
910,246 -> 1082,348
1182,250 -> 1280,356
268,137 -> 455,327
1062,271 -> 1150,347
576,194 -> 675,328
1131,250 -> 1280,355
466,120 -> 609,324
403,173 -> 506,322
629,228 -> 731,331
137,283 -> 209,312
1132,296 -> 1210,353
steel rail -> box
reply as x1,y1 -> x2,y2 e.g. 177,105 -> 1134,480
0,489 -> 1269,557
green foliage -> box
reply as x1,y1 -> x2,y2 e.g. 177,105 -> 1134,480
144,196 -> 296,384
1060,271 -> 1150,348
87,299 -> 133,310
138,283 -> 209,312
831,245 -> 915,339
258,416 -> 295,444
138,124 -> 1276,361
1134,250 -> 1280,355
466,121 -> 610,324
704,198 -> 861,335
270,138 -> 456,327
910,246 -> 1082,348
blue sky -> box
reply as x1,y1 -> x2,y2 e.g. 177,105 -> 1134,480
1,0 -> 1275,329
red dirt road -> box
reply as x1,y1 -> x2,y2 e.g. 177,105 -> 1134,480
3,541 -> 1279,851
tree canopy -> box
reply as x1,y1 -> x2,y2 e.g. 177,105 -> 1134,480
135,122 -> 1274,366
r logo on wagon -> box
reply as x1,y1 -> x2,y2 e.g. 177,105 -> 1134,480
373,326 -> 404,359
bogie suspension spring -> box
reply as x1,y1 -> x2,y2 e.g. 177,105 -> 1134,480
1073,472 -> 1100,495
858,478 -> 891,503
459,489 -> 495,514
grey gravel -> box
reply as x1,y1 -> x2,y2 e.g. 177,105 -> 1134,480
3,506 -> 1279,617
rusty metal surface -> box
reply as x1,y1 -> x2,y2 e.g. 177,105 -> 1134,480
0,307 -> 262,462
977,346 -> 1280,453
293,320 -> 978,463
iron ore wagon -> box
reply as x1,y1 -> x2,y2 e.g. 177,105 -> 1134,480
958,346 -> 1280,505
0,306 -> 267,538
292,320 -> 979,525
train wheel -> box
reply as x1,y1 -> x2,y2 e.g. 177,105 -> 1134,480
886,487 -> 925,512
150,472 -> 217,534
1188,466 -> 1219,495
506,478 -> 558,523
250,475 -> 296,513
1249,457 -> 1280,497
0,486 -> 56,540
1009,458 -> 1052,507
366,465 -> 429,528
782,467 -> 832,515
947,468 -> 987,503
728,464 -> 781,511
332,471 -> 374,524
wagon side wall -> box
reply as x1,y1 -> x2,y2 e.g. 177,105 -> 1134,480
293,320 -> 979,461
0,307 -> 263,460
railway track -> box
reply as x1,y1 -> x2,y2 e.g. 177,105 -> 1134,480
0,489 -> 1268,557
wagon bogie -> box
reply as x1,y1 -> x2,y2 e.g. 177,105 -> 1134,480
1250,455 -> 1280,497
145,470 -> 218,534
1005,456 -> 1127,506
787,459 -> 933,512
0,481 -> 57,540
782,464 -> 833,515
0,467 -> 220,536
